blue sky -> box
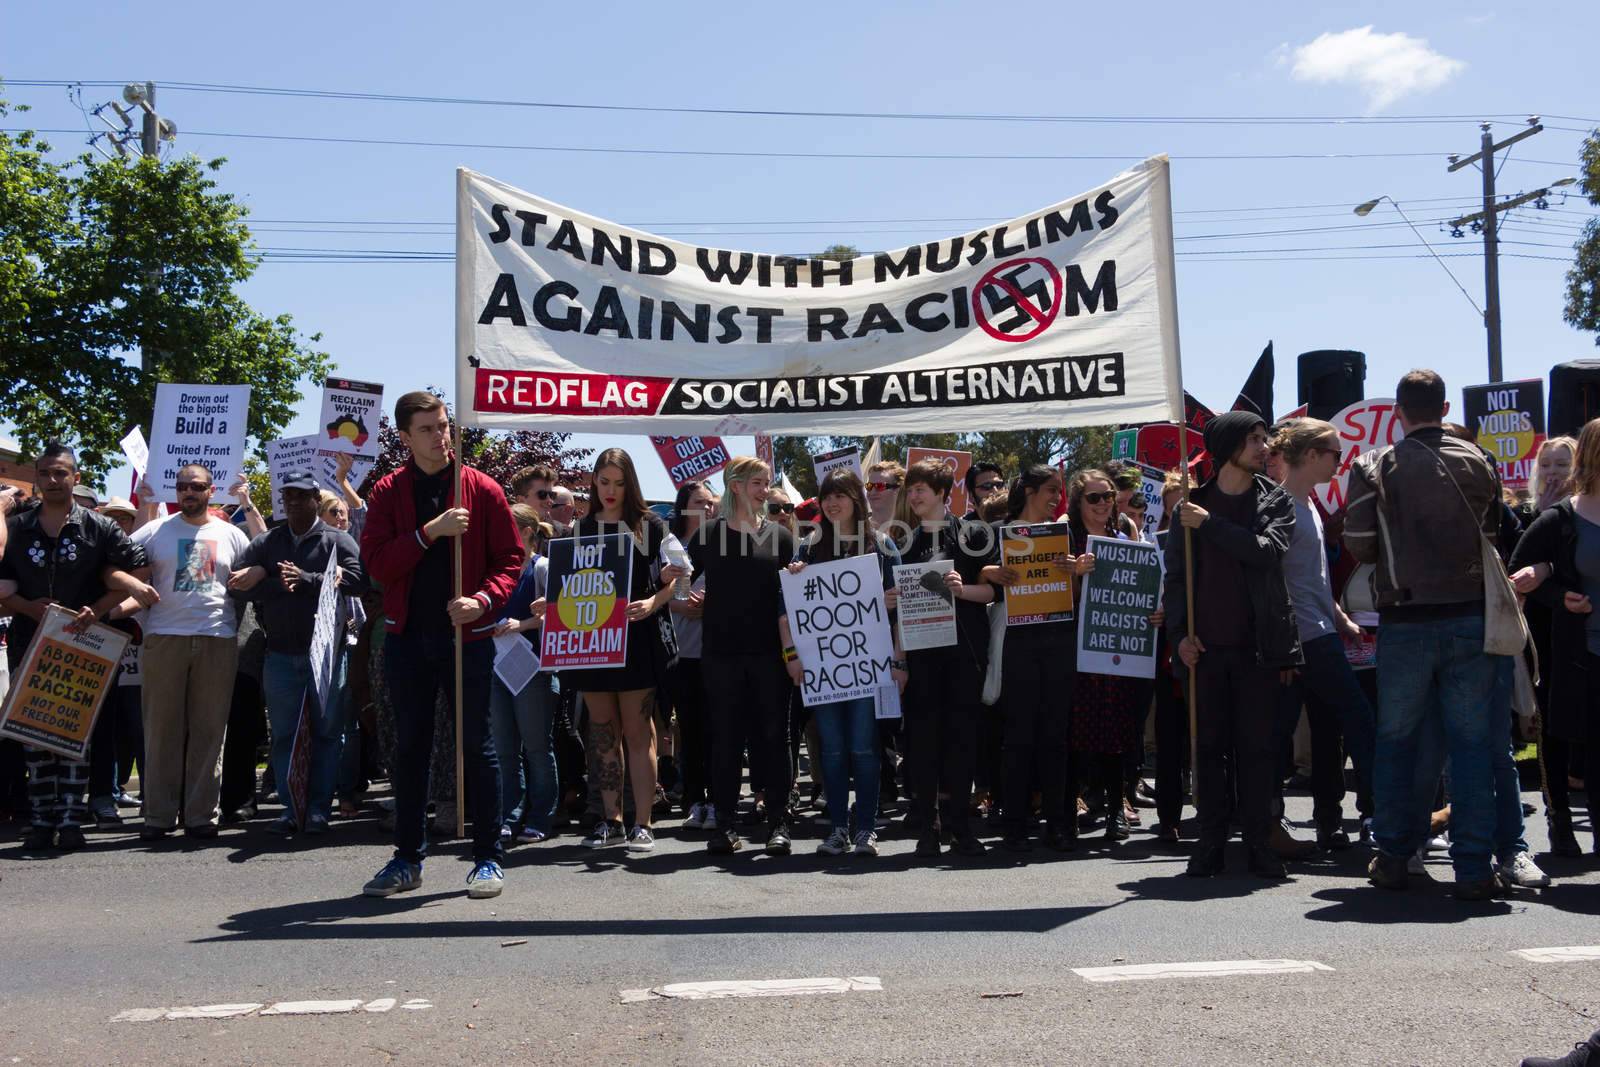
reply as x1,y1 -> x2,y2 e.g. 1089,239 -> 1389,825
6,2 -> 1597,499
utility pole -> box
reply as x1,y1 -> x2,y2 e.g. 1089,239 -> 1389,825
139,81 -> 158,158
1447,119 -> 1544,383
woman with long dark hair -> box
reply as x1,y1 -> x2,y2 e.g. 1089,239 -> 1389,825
982,464 -> 1094,852
687,456 -> 799,856
1065,468 -> 1159,843
567,448 -> 686,853
669,480 -> 717,830
782,468 -> 908,857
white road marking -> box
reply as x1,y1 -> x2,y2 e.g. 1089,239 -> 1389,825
1512,946 -> 1600,964
620,976 -> 883,1004
110,996 -> 431,1022
258,1000 -> 364,1016
164,1004 -> 263,1020
1072,959 -> 1335,983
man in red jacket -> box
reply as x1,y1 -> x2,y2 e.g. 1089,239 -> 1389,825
360,391 -> 523,900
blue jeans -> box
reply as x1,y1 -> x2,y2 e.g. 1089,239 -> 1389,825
1293,634 -> 1377,825
263,648 -> 349,824
489,671 -> 560,835
812,696 -> 879,834
384,629 -> 502,866
1372,615 -> 1500,882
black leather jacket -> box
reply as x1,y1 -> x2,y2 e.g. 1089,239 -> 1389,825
1163,473 -> 1303,672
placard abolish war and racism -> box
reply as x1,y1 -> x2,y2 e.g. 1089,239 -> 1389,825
0,606 -> 130,761
781,555 -> 895,707
1002,522 -> 1075,626
144,384 -> 251,502
1076,535 -> 1163,678
541,534 -> 634,670
455,159 -> 1184,436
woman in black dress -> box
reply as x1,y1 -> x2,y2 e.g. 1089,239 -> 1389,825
568,448 -> 686,852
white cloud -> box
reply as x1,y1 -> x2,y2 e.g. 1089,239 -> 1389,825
1285,26 -> 1465,111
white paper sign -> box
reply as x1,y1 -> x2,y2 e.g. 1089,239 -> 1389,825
264,434 -> 321,521
492,631 -> 540,696
119,426 -> 149,481
780,555 -> 894,707
1134,462 -> 1166,541
315,451 -> 376,497
316,377 -> 383,494
893,560 -> 957,651
308,551 -> 340,714
145,384 -> 251,503
455,159 -> 1184,436
812,447 -> 863,489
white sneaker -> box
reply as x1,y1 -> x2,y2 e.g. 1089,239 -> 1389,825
701,805 -> 718,832
683,803 -> 706,830
626,825 -> 655,853
817,827 -> 853,855
1498,851 -> 1551,889
853,830 -> 879,856
465,861 -> 504,899
1424,833 -> 1450,852
1407,849 -> 1428,876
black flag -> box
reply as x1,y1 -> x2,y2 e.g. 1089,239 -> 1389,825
1233,342 -> 1275,423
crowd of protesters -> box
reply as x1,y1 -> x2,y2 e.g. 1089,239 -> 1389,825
1,372 -> 1593,908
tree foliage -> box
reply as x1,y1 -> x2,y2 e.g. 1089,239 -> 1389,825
1563,129 -> 1600,345
1,94 -> 331,481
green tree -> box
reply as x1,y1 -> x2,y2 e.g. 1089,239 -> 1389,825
1563,129 -> 1600,344
1,95 -> 331,480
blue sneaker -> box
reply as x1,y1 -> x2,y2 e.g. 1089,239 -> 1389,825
466,860 -> 504,899
363,858 -> 423,897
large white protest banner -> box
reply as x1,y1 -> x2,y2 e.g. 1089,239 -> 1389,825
264,434 -> 321,521
781,556 -> 895,707
455,159 -> 1183,435
145,384 -> 251,502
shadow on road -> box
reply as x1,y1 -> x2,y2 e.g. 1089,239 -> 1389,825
197,897 -> 1118,944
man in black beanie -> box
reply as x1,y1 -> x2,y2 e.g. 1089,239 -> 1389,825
1163,410 -> 1303,878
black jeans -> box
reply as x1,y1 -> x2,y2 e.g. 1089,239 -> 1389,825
220,671 -> 265,816
1000,625 -> 1075,836
1545,653 -> 1600,828
1154,659 -> 1190,830
87,683 -> 123,801
906,647 -> 983,838
1193,646 -> 1279,849
386,629 -> 501,865
669,658 -> 709,808
703,651 -> 791,828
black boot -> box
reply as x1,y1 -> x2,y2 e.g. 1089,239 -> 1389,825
1247,844 -> 1288,879
1186,843 -> 1225,877
1105,807 -> 1130,842
1520,1026 -> 1600,1066
1548,811 -> 1583,858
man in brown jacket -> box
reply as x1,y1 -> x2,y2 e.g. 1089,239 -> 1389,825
1344,369 -> 1504,901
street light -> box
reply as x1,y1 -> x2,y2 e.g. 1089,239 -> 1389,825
1352,194 -> 1483,317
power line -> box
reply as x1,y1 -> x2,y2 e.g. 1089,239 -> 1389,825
9,78 -> 1596,129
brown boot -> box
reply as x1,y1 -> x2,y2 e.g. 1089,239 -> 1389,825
1268,820 -> 1318,860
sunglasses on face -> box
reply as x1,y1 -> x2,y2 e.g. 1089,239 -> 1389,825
767,501 -> 795,515
533,489 -> 554,500
975,480 -> 1005,493
1081,491 -> 1115,506
865,481 -> 901,492
176,481 -> 212,493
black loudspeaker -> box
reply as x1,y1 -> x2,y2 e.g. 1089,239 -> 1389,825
1548,360 -> 1600,439
1297,350 -> 1366,421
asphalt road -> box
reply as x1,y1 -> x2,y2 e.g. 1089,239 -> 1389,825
3,786 -> 1597,1066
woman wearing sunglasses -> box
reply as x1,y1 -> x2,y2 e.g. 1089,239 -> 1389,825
982,464 -> 1094,852
783,468 -> 908,857
898,458 -> 997,858
1066,470 -> 1162,844
685,457 -> 800,856
764,488 -> 799,539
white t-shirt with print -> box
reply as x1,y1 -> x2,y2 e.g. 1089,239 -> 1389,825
132,514 -> 251,638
